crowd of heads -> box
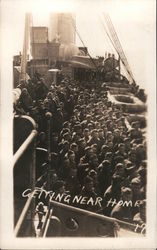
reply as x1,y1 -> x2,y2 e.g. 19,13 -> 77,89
14,73 -> 147,225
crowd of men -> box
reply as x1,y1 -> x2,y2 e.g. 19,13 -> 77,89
14,73 -> 147,227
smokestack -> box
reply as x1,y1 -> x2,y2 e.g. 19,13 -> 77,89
49,13 -> 59,42
49,13 -> 76,44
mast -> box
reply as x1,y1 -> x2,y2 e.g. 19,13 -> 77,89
20,13 -> 31,82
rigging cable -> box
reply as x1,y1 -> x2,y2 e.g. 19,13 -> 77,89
103,13 -> 135,82
71,19 -> 98,70
105,14 -> 134,78
99,15 -> 120,57
99,13 -> 133,81
97,15 -> 115,55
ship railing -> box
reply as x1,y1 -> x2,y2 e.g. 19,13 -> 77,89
41,200 -> 145,237
13,115 -> 37,237
13,129 -> 37,167
14,195 -> 144,237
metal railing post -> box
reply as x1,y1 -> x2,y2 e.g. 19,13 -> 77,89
14,195 -> 33,236
45,112 -> 52,192
29,135 -> 36,236
13,130 -> 37,167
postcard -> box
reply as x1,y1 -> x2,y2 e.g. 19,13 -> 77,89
0,0 -> 156,249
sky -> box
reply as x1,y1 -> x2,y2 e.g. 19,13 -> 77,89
1,0 -> 156,91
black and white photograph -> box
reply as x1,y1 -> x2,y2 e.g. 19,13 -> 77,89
0,0 -> 156,248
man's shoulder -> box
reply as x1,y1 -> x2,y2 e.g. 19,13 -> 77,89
110,203 -> 122,217
104,185 -> 112,195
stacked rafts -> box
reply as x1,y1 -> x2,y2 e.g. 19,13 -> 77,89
104,82 -> 147,133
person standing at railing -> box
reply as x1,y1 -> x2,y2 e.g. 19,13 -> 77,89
18,88 -> 33,113
35,202 -> 46,229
